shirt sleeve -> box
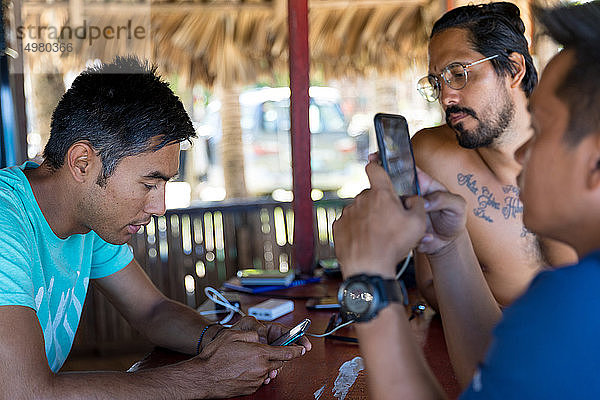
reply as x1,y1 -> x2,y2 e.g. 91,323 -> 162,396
89,233 -> 134,279
0,191 -> 35,308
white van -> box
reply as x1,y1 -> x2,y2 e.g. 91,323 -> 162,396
197,86 -> 359,196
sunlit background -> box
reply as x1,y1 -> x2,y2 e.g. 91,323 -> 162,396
3,0 -> 564,208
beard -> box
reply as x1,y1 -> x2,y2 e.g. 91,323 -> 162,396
445,93 -> 515,149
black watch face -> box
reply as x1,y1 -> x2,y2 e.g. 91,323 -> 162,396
343,281 -> 374,314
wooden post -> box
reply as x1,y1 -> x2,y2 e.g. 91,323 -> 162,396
0,3 -> 21,167
288,0 -> 314,275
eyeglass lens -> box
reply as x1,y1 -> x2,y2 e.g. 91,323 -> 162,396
443,64 -> 468,90
417,63 -> 468,102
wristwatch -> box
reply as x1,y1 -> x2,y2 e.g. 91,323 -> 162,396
338,274 -> 405,323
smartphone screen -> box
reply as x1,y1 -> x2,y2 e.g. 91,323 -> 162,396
270,319 -> 311,346
374,113 -> 420,197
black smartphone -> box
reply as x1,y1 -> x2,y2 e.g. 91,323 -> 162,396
306,297 -> 341,310
269,319 -> 311,346
374,113 -> 420,197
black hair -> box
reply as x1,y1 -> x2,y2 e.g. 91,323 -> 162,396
431,2 -> 538,97
538,1 -> 600,146
44,56 -> 196,184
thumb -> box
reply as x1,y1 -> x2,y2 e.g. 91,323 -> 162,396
265,344 -> 305,361
403,195 -> 425,213
365,160 -> 394,191
368,152 -> 381,163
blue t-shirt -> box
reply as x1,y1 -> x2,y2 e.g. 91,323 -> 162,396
462,250 -> 600,399
0,162 -> 133,372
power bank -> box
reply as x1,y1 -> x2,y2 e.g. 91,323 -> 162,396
248,299 -> 294,321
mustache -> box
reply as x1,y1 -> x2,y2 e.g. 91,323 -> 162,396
445,105 -> 479,125
130,219 -> 152,226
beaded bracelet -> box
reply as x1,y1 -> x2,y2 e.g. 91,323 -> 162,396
196,323 -> 218,355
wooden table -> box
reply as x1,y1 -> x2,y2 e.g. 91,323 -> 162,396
129,279 -> 460,399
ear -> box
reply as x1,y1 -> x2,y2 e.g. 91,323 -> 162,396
66,141 -> 98,183
507,52 -> 527,90
587,132 -> 600,190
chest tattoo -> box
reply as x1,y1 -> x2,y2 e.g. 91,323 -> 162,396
457,173 -> 479,194
457,173 -> 525,224
521,226 -> 534,238
456,172 -> 548,265
474,187 -> 500,223
501,185 -> 524,220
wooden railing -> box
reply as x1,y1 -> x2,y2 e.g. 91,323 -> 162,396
71,198 -> 349,355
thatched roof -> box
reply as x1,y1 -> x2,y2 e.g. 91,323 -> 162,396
16,0 -> 437,86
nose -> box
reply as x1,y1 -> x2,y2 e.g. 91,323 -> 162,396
439,82 -> 460,108
144,184 -> 167,216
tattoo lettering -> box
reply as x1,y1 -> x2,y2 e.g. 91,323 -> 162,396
502,185 -> 519,195
502,196 -> 523,219
474,187 -> 500,223
521,226 -> 534,238
457,173 -> 478,194
501,185 -> 523,220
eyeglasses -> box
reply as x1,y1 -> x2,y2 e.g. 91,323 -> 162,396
417,54 -> 499,102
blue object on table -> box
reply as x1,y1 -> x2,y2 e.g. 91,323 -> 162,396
223,277 -> 321,294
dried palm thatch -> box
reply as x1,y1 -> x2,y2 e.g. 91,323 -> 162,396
154,0 -> 437,86
15,0 -> 438,86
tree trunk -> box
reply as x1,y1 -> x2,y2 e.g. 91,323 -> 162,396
218,84 -> 247,199
30,71 -> 65,158
373,74 -> 398,114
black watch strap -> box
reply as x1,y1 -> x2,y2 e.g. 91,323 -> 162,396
381,278 -> 404,304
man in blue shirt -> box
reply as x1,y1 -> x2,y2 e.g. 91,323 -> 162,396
333,2 -> 600,398
0,57 -> 309,399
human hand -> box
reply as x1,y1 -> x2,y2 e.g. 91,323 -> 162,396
193,329 -> 305,397
416,168 -> 467,255
237,318 -> 312,350
229,316 -> 312,383
333,160 -> 427,279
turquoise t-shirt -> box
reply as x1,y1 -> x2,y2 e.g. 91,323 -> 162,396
0,162 -> 133,372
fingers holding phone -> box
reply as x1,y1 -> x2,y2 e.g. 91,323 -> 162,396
269,319 -> 311,347
333,188 -> 426,278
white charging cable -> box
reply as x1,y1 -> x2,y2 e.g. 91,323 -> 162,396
307,319 -> 355,338
198,287 -> 245,325
395,250 -> 412,280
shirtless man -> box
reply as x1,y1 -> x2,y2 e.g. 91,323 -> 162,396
412,2 -> 576,307
333,4 -> 600,397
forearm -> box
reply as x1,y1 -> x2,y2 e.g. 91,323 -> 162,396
5,361 -> 210,400
133,298 -> 216,355
426,230 -> 502,388
414,252 -> 440,311
355,305 -> 446,400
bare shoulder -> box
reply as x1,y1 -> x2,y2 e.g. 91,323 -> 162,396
411,125 -> 474,182
412,124 -> 456,149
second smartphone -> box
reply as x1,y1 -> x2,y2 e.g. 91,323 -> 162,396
269,319 -> 311,346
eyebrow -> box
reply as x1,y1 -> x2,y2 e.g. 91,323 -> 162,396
143,171 -> 179,182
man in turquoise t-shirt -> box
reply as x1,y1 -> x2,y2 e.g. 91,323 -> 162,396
0,161 -> 134,372
0,57 -> 310,399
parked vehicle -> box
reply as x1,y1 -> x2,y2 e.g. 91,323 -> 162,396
197,86 -> 360,196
